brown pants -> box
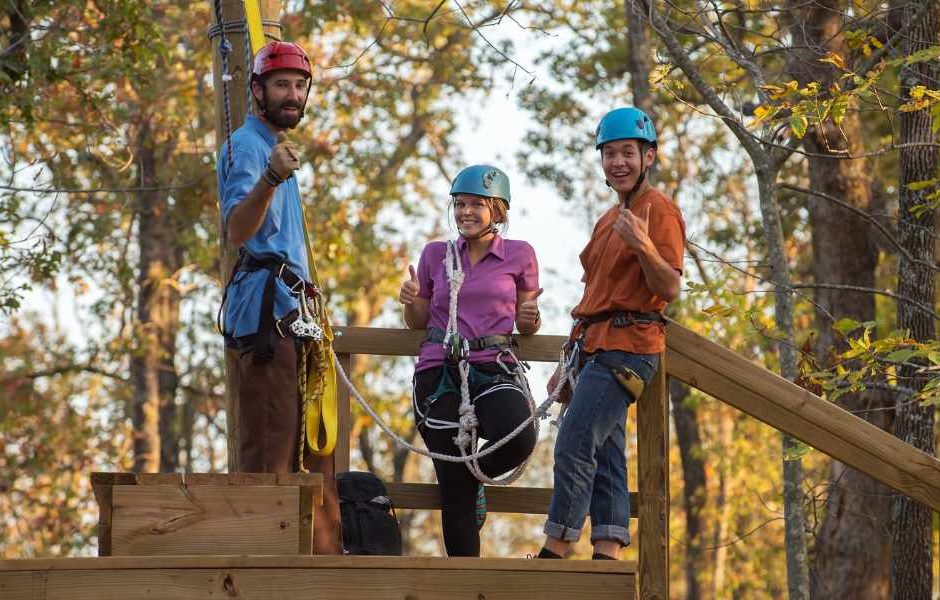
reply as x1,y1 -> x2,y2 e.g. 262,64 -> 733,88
236,334 -> 343,554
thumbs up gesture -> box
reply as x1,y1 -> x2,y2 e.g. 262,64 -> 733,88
268,131 -> 301,180
399,265 -> 420,305
517,288 -> 543,331
613,202 -> 651,252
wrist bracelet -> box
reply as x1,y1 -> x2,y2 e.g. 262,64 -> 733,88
263,163 -> 285,187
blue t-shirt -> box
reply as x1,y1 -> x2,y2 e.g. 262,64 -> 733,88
218,114 -> 310,339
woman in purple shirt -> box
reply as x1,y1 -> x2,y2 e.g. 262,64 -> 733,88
398,164 -> 542,557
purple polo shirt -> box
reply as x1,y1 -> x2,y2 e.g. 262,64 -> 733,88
415,235 -> 539,372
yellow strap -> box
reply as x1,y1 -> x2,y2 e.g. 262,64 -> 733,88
244,0 -> 266,54
300,206 -> 338,456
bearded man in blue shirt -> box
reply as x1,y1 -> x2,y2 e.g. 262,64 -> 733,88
217,40 -> 341,554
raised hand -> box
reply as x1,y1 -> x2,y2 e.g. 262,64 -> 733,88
517,288 -> 543,330
612,202 -> 651,252
268,131 -> 301,180
399,264 -> 420,305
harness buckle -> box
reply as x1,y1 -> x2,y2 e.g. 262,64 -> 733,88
612,312 -> 630,327
444,332 -> 468,363
290,317 -> 324,341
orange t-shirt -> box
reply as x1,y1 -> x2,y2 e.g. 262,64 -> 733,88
571,187 -> 686,354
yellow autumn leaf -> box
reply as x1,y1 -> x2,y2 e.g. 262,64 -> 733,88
819,52 -> 845,69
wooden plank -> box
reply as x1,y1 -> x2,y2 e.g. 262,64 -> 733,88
277,472 -> 324,493
298,486 -> 315,554
335,352 -> 352,473
134,473 -> 182,486
0,555 -> 636,574
179,473 -> 232,486
110,485 -> 300,556
0,566 -> 634,600
0,572 -> 38,598
637,356 -> 668,600
90,473 -> 136,487
333,327 -> 568,363
384,482 -> 638,516
665,323 -> 940,511
91,485 -> 113,557
227,472 -> 279,485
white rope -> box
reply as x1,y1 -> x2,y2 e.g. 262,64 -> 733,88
334,351 -> 564,464
441,240 -> 536,485
329,239 -> 584,482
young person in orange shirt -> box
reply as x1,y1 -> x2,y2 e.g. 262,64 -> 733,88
538,107 -> 685,560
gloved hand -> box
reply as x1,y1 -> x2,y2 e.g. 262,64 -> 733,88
268,131 -> 300,180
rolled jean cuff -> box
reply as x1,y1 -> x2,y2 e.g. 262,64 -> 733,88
543,519 -> 582,542
590,524 -> 630,547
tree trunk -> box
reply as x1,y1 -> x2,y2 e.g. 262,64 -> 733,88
890,0 -> 939,597
625,0 -> 653,115
131,117 -> 183,473
757,170 -> 811,600
671,377 -> 708,600
786,2 -> 892,596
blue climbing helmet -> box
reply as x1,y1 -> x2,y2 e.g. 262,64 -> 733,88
595,107 -> 657,149
450,164 -> 511,207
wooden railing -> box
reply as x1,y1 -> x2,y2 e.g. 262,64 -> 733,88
331,322 -> 940,599
332,326 -> 669,600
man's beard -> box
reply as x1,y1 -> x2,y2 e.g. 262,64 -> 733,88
262,91 -> 304,129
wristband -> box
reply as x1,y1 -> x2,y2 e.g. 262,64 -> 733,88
262,163 -> 285,187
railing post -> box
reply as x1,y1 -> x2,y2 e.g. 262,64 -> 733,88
335,352 -> 352,473
637,353 -> 669,600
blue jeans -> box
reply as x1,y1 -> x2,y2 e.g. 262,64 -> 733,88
544,350 -> 659,546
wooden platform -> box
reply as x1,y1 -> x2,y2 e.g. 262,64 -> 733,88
91,472 -> 324,556
0,555 -> 636,599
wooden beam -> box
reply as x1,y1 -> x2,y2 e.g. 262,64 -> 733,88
110,485 -> 301,556
333,327 -> 567,363
335,352 -> 352,473
637,356 -> 669,600
0,556 -> 635,600
384,482 -> 638,516
665,322 -> 940,511
91,485 -> 113,558
0,555 -> 636,573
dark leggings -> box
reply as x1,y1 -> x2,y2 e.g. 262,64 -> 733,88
413,363 -> 538,556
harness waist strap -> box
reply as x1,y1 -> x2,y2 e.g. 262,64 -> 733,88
425,327 -> 516,351
577,310 -> 666,328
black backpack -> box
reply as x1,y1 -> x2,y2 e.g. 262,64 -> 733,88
336,471 -> 403,555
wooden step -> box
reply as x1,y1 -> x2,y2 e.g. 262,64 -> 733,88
0,555 -> 636,600
91,472 -> 324,557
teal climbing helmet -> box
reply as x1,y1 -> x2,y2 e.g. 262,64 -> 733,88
450,164 -> 511,207
595,107 -> 657,149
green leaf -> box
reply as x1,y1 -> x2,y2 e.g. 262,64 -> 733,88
790,113 -> 809,139
885,349 -> 915,363
905,178 -> 939,191
834,318 -> 861,334
832,95 -> 848,125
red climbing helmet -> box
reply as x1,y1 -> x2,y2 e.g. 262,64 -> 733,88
252,41 -> 311,80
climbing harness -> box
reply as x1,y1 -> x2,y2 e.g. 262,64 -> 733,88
331,240 -> 572,486
557,310 -> 666,406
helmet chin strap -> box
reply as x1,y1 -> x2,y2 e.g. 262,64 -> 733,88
460,223 -> 499,240
619,151 -> 648,207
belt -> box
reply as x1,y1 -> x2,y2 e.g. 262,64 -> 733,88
238,251 -> 315,295
219,249 -> 317,360
425,327 -> 516,351
576,310 -> 666,328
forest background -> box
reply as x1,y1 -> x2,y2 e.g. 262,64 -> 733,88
1,1 -> 938,598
